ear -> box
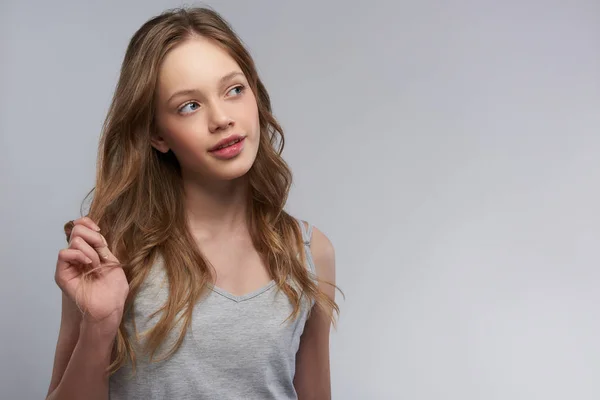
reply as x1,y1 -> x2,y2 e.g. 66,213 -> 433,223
150,132 -> 170,153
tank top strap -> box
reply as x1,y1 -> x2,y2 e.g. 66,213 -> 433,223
299,220 -> 313,245
296,218 -> 316,275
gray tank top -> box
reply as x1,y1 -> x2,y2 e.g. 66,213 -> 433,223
109,219 -> 316,399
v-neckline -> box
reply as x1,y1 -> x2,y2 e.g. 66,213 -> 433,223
208,280 -> 276,303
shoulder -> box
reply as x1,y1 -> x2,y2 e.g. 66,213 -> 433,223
301,221 -> 336,298
308,225 -> 335,274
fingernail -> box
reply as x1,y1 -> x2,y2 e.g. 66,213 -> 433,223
85,257 -> 93,264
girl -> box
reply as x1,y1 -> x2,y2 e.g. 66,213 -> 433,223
46,6 -> 339,400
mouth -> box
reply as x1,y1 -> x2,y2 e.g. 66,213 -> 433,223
209,135 -> 245,152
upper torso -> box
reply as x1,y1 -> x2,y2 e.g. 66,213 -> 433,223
109,220 -> 316,400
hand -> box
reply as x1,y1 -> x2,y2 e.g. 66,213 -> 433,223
55,217 -> 129,330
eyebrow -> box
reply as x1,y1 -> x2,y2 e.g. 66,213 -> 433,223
166,71 -> 245,104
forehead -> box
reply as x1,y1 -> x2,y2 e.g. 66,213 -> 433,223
157,36 -> 241,95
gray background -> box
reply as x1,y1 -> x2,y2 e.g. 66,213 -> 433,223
1,0 -> 599,399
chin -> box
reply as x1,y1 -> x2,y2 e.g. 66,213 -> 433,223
215,165 -> 253,181
209,153 -> 256,182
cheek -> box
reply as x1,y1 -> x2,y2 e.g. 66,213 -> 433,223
165,115 -> 207,144
241,92 -> 260,129
161,125 -> 210,164
249,106 -> 261,139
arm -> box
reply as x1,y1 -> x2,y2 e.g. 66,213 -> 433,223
46,293 -> 82,396
294,225 -> 336,400
46,316 -> 116,400
47,216 -> 125,399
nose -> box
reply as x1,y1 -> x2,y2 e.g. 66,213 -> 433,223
208,102 -> 234,133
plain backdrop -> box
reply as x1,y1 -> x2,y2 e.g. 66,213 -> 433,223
1,0 -> 599,399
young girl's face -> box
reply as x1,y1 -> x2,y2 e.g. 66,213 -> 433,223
152,35 -> 260,183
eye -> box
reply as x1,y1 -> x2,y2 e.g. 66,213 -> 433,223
227,85 -> 245,97
178,101 -> 200,114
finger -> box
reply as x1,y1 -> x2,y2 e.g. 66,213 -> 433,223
64,217 -> 100,243
64,217 -> 100,241
68,236 -> 102,270
57,248 -> 93,267
56,249 -> 93,289
69,225 -> 117,265
73,216 -> 101,232
96,234 -> 115,262
69,224 -> 104,248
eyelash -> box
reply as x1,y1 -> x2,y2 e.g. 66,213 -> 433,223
177,84 -> 246,115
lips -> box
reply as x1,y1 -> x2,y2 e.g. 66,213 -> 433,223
209,135 -> 245,152
208,136 -> 246,160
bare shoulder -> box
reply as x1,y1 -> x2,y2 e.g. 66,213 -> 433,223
309,226 -> 335,274
302,222 -> 336,299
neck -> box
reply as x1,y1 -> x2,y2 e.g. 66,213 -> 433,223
182,172 -> 250,241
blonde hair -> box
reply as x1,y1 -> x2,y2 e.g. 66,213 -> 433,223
65,6 -> 339,374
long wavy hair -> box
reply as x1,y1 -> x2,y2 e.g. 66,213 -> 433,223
64,6 -> 339,374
